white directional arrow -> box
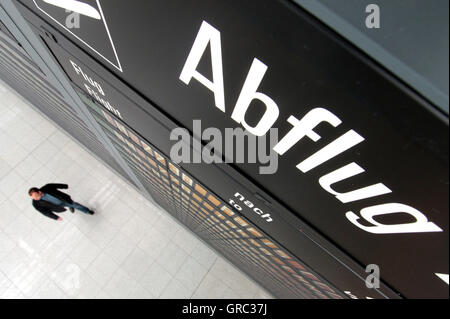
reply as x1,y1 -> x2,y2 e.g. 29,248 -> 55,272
435,273 -> 449,285
34,0 -> 123,71
43,0 -> 101,19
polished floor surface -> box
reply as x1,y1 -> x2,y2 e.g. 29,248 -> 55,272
0,79 -> 272,299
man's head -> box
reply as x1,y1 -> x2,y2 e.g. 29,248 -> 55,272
28,187 -> 43,200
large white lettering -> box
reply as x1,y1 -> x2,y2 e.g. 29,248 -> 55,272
319,162 -> 392,203
179,21 -> 225,112
345,203 -> 443,234
231,58 -> 280,136
179,20 -> 443,235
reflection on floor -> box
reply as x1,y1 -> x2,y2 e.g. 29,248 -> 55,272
0,79 -> 273,299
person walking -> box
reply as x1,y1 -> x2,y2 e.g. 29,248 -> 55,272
29,183 -> 95,221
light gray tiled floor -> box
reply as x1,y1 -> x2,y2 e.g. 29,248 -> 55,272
0,79 -> 273,299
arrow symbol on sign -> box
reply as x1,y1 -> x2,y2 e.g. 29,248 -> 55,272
435,273 -> 449,285
43,0 -> 101,19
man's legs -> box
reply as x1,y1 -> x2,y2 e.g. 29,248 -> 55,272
65,202 -> 94,214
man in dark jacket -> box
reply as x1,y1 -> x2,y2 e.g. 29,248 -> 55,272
29,183 -> 95,221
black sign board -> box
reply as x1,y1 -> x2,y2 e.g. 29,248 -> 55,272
15,0 -> 448,298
